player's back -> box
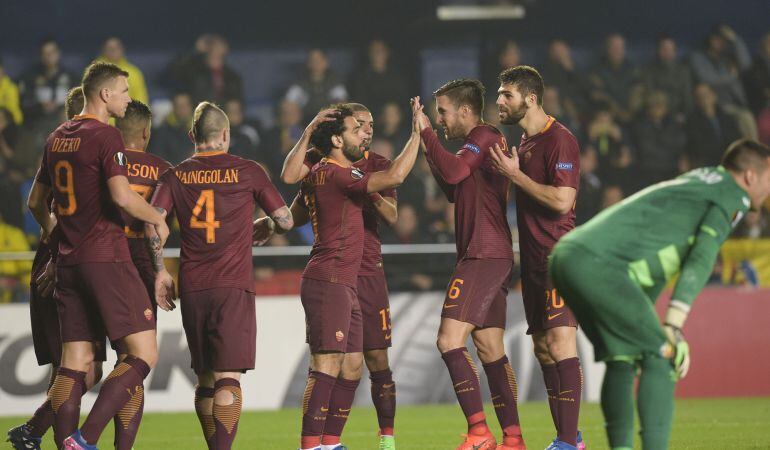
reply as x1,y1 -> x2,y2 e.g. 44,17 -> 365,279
301,158 -> 370,288
357,151 -> 394,275
38,115 -> 130,265
453,124 -> 512,261
123,150 -> 172,238
563,166 -> 750,294
158,151 -> 284,293
516,119 -> 580,268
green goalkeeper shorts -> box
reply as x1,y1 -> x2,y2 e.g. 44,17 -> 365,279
549,240 -> 667,362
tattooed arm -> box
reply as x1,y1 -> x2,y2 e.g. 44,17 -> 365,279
145,207 -> 176,311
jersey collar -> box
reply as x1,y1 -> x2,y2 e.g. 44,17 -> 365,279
194,150 -> 227,157
72,114 -> 100,121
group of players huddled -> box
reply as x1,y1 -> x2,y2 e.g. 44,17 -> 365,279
7,56 -> 770,450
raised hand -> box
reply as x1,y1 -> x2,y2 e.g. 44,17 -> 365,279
489,143 -> 520,180
306,108 -> 339,133
411,96 -> 431,133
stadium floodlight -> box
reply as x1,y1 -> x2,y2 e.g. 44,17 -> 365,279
436,4 -> 525,21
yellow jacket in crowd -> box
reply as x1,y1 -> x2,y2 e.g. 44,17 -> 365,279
0,75 -> 23,125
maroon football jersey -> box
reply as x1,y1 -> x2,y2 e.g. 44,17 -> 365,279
122,149 -> 172,238
35,115 -> 131,266
300,158 -> 371,288
152,151 -> 286,294
422,124 -> 513,261
516,117 -> 580,272
357,151 -> 396,276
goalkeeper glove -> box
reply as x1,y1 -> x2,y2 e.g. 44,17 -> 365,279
663,300 -> 691,379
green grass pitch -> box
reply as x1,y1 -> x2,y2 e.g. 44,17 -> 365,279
3,398 -> 769,449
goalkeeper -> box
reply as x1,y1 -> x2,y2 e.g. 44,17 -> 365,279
548,139 -> 770,450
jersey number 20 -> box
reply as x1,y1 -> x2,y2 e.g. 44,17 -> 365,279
191,189 -> 220,244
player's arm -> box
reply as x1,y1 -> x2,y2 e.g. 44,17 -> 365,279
365,97 -> 423,193
108,175 -> 169,244
489,143 -> 577,215
370,194 -> 398,226
281,108 -> 337,184
27,180 -> 56,237
252,205 -> 294,245
427,160 -> 456,203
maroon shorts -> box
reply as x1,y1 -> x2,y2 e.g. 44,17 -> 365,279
300,278 -> 363,354
181,288 -> 256,375
441,258 -> 511,329
30,284 -> 62,366
357,273 -> 392,351
521,267 -> 577,335
56,262 -> 155,344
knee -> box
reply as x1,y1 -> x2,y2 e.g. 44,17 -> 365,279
364,350 -> 390,372
436,333 -> 462,354
342,353 -> 364,379
546,330 -> 577,361
473,340 -> 503,364
139,350 -> 158,369
532,338 -> 554,365
213,387 -> 235,406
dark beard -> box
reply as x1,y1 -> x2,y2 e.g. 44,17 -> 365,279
342,143 -> 364,162
500,100 -> 527,125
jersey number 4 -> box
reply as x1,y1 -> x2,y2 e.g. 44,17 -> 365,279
191,189 -> 220,244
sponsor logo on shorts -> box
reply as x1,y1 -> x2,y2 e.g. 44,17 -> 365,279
547,312 -> 563,321
114,151 -> 127,166
462,143 -> 481,154
555,162 -> 573,170
335,330 -> 344,342
443,303 -> 459,309
144,308 -> 153,321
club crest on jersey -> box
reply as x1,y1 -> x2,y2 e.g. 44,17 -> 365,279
462,143 -> 481,154
351,168 -> 365,180
144,308 -> 153,321
335,330 -> 345,342
555,162 -> 573,171
114,151 -> 127,166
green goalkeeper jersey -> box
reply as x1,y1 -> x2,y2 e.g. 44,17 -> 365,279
561,166 -> 750,305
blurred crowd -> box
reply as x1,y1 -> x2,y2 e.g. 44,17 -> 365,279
1,26 -> 770,296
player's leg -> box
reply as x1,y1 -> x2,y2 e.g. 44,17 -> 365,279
211,371 -> 243,450
8,366 -> 56,450
358,273 -> 396,446
300,279 -> 356,450
73,263 -> 157,447
110,347 -> 143,450
194,372 -> 216,450
365,349 -> 396,441
545,325 -> 581,448
600,359 -> 636,450
322,352 -> 363,449
637,353 -> 676,450
473,327 -> 524,449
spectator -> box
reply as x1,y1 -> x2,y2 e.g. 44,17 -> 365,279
17,38 -> 76,128
585,109 -> 635,193
641,35 -> 693,122
377,101 -> 409,148
0,108 -> 24,227
540,39 -> 590,119
349,40 -> 408,118
160,33 -> 214,92
484,40 -> 522,96
370,138 -> 395,160
261,99 -> 304,182
150,92 -> 194,164
575,148 -> 602,225
96,37 -> 149,104
0,59 -> 23,125
601,185 -> 625,209
690,25 -> 757,139
631,90 -> 686,185
187,35 -> 243,105
589,33 -> 641,122
743,32 -> 770,115
685,83 -> 742,168
285,48 -> 347,120
224,99 -> 261,160
0,213 -> 32,302
382,204 -> 430,244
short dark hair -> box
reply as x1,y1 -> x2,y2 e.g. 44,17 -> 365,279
191,101 -> 229,144
115,100 -> 152,136
432,78 -> 485,116
498,65 -> 545,106
81,62 -> 129,99
310,105 -> 355,156
64,86 -> 84,120
722,139 -> 770,173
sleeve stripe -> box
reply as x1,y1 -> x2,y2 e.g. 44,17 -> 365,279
700,225 -> 718,237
